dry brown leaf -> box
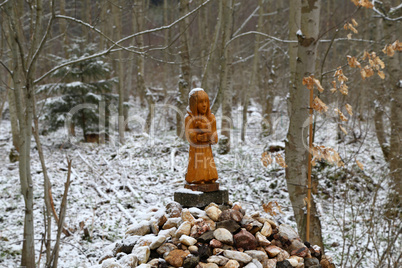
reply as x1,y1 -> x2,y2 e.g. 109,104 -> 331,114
335,108 -> 348,121
261,152 -> 273,167
262,201 -> 283,216
377,70 -> 385,79
312,97 -> 328,113
345,104 -> 353,116
347,33 -> 352,40
348,23 -> 358,34
275,154 -> 288,168
303,76 -> 314,90
374,56 -> 385,69
339,125 -> 348,135
392,40 -> 402,51
330,87 -> 337,93
347,55 -> 361,68
360,68 -> 367,80
363,50 -> 370,60
358,0 -> 374,8
334,67 -> 343,77
313,78 -> 324,92
340,83 -> 349,95
351,19 -> 358,27
351,0 -> 359,6
303,197 -> 311,208
383,44 -> 395,57
356,159 -> 364,170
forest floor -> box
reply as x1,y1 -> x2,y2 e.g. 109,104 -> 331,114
0,100 -> 399,267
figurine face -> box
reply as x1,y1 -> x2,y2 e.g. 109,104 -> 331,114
197,93 -> 208,115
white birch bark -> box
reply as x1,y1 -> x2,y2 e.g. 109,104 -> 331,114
285,0 -> 324,248
241,0 -> 263,142
177,0 -> 191,139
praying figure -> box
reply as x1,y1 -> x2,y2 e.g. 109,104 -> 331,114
185,88 -> 218,184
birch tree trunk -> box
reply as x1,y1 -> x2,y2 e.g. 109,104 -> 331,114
383,10 -> 401,206
218,0 -> 234,153
6,78 -> 20,150
113,1 -> 125,143
177,0 -> 191,139
287,0 -> 301,114
134,0 -> 153,133
201,0 -> 222,92
373,18 -> 389,162
285,0 -> 324,248
241,0 -> 263,142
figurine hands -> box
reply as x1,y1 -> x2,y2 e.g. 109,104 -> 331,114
197,133 -> 210,142
195,120 -> 209,130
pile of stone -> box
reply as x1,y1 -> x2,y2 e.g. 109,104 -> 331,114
96,202 -> 335,268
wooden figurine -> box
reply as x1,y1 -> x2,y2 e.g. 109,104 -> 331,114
185,88 -> 218,185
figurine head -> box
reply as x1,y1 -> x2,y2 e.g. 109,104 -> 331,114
188,88 -> 211,117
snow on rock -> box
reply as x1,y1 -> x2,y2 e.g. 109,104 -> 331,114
125,221 -> 151,236
94,202 -> 335,268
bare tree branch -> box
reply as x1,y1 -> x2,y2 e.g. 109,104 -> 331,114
34,0 -> 212,84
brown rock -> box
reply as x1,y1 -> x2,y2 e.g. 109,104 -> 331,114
274,224 -> 299,246
176,221 -> 192,237
205,203 -> 219,210
224,260 -> 240,268
256,232 -> 271,247
150,221 -> 159,235
234,229 -> 258,250
206,206 -> 222,222
210,239 -> 223,248
157,214 -> 168,227
219,209 -> 243,222
157,242 -> 177,256
276,250 -> 290,262
262,259 -> 277,268
265,245 -> 282,257
182,209 -> 196,225
216,220 -> 241,233
163,218 -> 182,230
166,202 -> 183,218
197,263 -> 219,268
165,249 -> 190,267
255,217 -> 277,229
201,216 -> 217,231
260,222 -> 272,237
241,216 -> 263,234
232,203 -> 246,215
191,219 -> 211,238
213,248 -> 225,255
320,255 -> 335,268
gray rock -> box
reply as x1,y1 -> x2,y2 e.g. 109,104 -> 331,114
276,260 -> 293,268
156,242 -> 177,256
213,228 -> 233,245
304,257 -> 320,267
125,221 -> 151,236
132,246 -> 150,264
223,250 -> 252,264
207,255 -> 229,266
183,255 -> 200,268
216,220 -> 241,233
244,250 -> 268,262
198,230 -> 215,243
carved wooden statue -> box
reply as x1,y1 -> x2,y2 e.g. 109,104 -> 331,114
185,88 -> 218,184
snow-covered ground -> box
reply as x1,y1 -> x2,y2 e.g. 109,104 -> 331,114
0,101 -> 399,267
